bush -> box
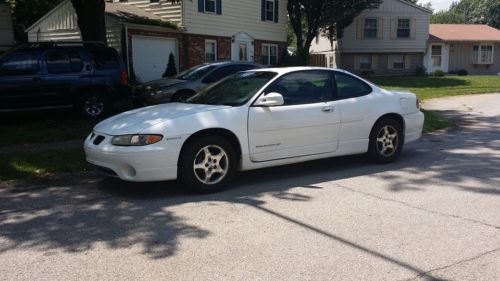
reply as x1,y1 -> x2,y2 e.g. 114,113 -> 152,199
457,69 -> 468,76
163,52 -> 177,78
432,70 -> 445,77
415,66 -> 426,76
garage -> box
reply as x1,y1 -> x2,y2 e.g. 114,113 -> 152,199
131,36 -> 178,82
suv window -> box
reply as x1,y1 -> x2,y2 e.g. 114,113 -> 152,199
0,53 -> 39,75
334,72 -> 372,99
202,65 -> 253,84
87,48 -> 120,70
45,50 -> 83,74
265,71 -> 332,105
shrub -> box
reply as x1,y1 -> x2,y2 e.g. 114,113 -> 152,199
415,66 -> 426,76
432,70 -> 445,77
457,69 -> 468,76
163,52 -> 177,78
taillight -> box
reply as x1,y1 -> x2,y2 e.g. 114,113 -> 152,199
120,69 -> 128,86
416,98 -> 421,109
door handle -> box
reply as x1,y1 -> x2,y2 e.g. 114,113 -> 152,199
322,106 -> 334,113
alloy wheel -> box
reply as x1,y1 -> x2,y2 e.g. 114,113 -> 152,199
193,145 -> 229,185
376,125 -> 399,157
84,96 -> 105,116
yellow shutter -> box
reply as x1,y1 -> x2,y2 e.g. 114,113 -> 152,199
356,18 -> 364,40
354,55 -> 360,70
405,55 -> 412,69
410,18 -> 416,39
388,55 -> 394,69
390,18 -> 397,39
377,18 -> 384,39
372,55 -> 378,70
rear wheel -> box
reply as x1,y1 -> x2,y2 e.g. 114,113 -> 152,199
368,118 -> 403,163
178,135 -> 237,193
78,90 -> 109,118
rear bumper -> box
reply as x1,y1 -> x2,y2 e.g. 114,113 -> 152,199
404,111 -> 424,144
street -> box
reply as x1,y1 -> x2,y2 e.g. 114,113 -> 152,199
1,94 -> 500,281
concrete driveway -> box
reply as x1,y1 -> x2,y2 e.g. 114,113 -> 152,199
1,94 -> 499,281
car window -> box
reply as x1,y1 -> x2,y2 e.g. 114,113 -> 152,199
87,48 -> 120,70
45,50 -> 83,74
334,72 -> 372,99
264,71 -> 332,105
202,65 -> 248,84
0,53 -> 39,75
176,64 -> 216,81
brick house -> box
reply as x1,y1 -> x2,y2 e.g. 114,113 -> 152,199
26,0 -> 287,82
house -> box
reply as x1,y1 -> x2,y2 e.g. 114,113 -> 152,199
424,24 -> 500,75
26,0 -> 287,82
0,3 -> 15,53
310,0 -> 431,75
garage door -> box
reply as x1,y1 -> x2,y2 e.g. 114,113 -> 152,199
132,36 -> 177,82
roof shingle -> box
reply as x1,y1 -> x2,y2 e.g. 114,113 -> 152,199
429,24 -> 500,42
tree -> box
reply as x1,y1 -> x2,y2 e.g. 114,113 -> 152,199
287,0 -> 382,65
163,52 -> 177,78
70,0 -> 106,42
430,0 -> 499,28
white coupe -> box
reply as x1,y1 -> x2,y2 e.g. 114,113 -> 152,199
85,67 -> 424,192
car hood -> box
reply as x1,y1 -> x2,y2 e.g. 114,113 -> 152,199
141,78 -> 186,90
94,103 -> 229,135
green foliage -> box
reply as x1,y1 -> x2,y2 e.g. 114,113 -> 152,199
422,110 -> 453,133
415,66 -> 427,76
457,69 -> 468,76
163,52 -> 177,78
431,0 -> 500,28
432,70 -> 445,77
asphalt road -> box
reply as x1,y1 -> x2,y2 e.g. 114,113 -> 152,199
1,94 -> 500,281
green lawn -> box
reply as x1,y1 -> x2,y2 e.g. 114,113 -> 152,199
422,110 -> 453,133
368,75 -> 500,100
0,149 -> 88,181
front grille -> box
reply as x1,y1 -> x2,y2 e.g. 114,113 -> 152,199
93,135 -> 105,145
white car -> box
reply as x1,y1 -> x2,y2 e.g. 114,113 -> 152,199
85,67 -> 424,193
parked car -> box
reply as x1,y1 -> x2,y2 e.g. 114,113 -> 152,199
0,42 -> 129,117
131,61 -> 261,105
85,67 -> 424,193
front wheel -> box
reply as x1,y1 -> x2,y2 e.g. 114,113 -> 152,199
78,90 -> 109,118
368,118 -> 403,163
178,135 -> 237,193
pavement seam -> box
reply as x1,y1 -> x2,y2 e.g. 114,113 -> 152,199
331,183 -> 500,230
403,247 -> 500,281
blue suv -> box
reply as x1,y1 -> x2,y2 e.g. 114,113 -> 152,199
0,42 -> 130,117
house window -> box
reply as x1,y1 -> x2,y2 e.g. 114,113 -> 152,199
265,0 -> 275,21
205,0 -> 216,13
364,19 -> 377,39
205,40 -> 217,62
397,19 -> 410,38
431,45 -> 442,66
359,55 -> 372,69
472,44 -> 494,64
393,55 -> 405,69
328,56 -> 334,68
262,44 -> 278,65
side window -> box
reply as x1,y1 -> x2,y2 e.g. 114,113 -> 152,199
334,72 -> 372,99
265,71 -> 332,105
45,50 -> 83,74
87,49 -> 120,70
0,53 -> 39,75
202,65 -> 245,84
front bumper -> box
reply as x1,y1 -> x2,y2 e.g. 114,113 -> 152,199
84,132 -> 183,182
403,111 -> 425,144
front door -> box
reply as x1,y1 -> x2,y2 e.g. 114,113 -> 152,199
248,70 -> 340,162
231,32 -> 254,62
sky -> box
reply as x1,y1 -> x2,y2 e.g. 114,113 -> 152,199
429,0 -> 454,11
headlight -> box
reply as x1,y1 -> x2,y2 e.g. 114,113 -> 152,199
111,134 -> 163,146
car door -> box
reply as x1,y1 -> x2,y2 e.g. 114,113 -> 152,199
0,52 -> 43,110
248,70 -> 341,162
332,71 -> 375,142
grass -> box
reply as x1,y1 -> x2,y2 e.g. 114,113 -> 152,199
368,75 -> 500,100
0,149 -> 88,181
422,110 -> 453,133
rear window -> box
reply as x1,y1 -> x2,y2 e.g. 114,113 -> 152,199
87,48 -> 120,70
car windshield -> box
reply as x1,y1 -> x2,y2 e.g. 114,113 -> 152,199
176,64 -> 216,81
186,71 -> 277,106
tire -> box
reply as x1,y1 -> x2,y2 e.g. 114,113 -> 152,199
367,118 -> 404,163
171,90 -> 195,103
178,135 -> 238,193
78,90 -> 109,118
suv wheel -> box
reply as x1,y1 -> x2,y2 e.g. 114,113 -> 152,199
79,91 -> 108,118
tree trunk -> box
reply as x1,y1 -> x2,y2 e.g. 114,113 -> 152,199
71,0 -> 106,43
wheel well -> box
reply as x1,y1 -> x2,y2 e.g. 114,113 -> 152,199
173,89 -> 196,99
372,113 -> 405,135
179,128 -> 242,163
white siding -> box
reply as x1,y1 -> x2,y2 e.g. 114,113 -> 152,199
0,3 -> 14,51
119,0 -> 181,24
183,0 -> 287,42
311,0 -> 430,54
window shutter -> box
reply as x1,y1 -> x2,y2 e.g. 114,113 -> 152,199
390,18 -> 397,39
356,18 -> 364,40
405,55 -> 412,69
198,0 -> 204,13
388,55 -> 394,69
410,19 -> 416,39
216,0 -> 222,14
377,18 -> 383,39
274,0 -> 279,23
354,55 -> 360,70
261,0 -> 266,21
372,55 -> 378,70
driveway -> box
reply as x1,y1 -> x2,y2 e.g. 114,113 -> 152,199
1,94 -> 499,281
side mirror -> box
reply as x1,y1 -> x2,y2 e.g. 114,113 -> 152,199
254,92 -> 284,107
